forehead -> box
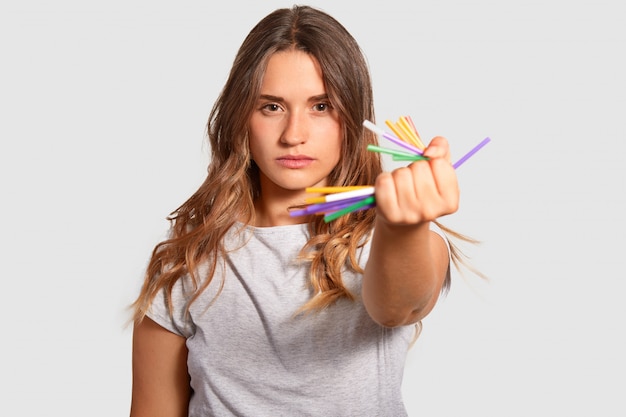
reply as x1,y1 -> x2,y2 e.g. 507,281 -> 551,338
260,50 -> 325,95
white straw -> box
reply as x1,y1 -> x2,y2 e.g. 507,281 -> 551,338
324,187 -> 375,202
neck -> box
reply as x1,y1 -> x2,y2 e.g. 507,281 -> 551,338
253,192 -> 310,227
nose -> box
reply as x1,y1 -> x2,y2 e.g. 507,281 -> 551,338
280,110 -> 307,146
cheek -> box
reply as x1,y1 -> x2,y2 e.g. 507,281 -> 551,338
320,139 -> 342,174
332,143 -> 342,167
248,139 -> 260,162
247,123 -> 263,161
328,131 -> 343,163
248,116 -> 276,157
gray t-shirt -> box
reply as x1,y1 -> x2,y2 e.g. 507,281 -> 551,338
148,222 -> 441,416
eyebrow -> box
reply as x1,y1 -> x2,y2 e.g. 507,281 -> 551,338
258,93 -> 330,102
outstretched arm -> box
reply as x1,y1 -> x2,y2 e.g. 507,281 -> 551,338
130,317 -> 191,417
362,136 -> 459,327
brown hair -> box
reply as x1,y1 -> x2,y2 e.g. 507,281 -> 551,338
132,5 -> 385,322
131,5 -> 475,323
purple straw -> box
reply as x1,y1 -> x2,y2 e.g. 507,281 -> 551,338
452,137 -> 491,169
381,132 -> 424,155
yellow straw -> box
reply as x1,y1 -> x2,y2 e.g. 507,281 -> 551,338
397,117 -> 425,149
405,115 -> 421,141
306,186 -> 370,194
396,120 -> 421,148
305,196 -> 328,204
385,120 -> 412,145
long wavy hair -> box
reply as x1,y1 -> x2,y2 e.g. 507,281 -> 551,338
132,5 -> 477,324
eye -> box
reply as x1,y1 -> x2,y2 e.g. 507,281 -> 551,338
262,103 -> 282,112
313,102 -> 332,112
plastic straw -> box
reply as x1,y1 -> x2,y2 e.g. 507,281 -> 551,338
306,186 -> 371,194
363,120 -> 423,155
452,137 -> 491,169
305,186 -> 374,204
397,117 -> 424,149
385,120 -> 412,146
305,196 -> 371,215
291,116 -> 492,222
367,145 -> 427,160
323,196 -> 376,223
392,154 -> 430,161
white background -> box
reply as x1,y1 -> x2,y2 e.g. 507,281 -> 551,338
1,1 -> 624,416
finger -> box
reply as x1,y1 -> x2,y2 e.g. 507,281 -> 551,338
374,171 -> 402,219
428,157 -> 460,214
409,143 -> 460,218
407,160 -> 445,219
376,167 -> 426,224
392,166 -> 421,211
408,159 -> 438,199
422,136 -> 458,209
423,136 -> 451,162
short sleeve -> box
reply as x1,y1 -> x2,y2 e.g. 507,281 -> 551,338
145,278 -> 195,338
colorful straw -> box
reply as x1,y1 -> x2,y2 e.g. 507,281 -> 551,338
304,186 -> 375,205
452,137 -> 491,169
289,116 -> 490,222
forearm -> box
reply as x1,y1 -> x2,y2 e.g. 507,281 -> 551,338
362,220 -> 448,327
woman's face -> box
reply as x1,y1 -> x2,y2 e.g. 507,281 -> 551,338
249,50 -> 342,196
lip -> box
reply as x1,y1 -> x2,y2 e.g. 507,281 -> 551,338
276,155 -> 315,169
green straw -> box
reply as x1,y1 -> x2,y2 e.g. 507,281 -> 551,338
392,155 -> 430,162
323,196 -> 376,223
367,144 -> 426,159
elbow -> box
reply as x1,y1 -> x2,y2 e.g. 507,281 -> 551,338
372,316 -> 409,329
361,276 -> 442,328
363,292 -> 438,328
366,303 -> 430,328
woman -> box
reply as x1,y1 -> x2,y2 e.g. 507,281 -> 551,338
130,5 -> 461,416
